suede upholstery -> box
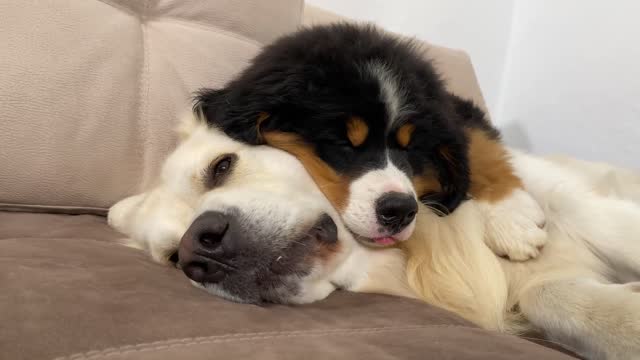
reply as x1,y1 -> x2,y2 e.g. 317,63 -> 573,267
0,212 -> 576,360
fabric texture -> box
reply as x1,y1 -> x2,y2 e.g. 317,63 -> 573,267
0,0 -> 302,211
0,212 -> 576,360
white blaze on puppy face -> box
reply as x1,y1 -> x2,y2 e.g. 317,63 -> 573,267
342,155 -> 416,241
362,60 -> 411,130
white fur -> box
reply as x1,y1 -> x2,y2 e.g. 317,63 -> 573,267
404,150 -> 640,359
478,189 -> 547,261
491,150 -> 640,358
343,156 -> 416,241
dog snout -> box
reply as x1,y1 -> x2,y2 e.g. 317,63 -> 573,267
375,192 -> 418,233
178,211 -> 237,284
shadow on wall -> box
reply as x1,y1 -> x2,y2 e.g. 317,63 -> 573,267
498,122 -> 532,151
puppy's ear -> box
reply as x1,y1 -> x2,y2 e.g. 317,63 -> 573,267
194,88 -> 270,145
422,94 -> 494,215
416,93 -> 475,216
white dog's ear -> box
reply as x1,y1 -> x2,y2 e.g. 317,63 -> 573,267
175,110 -> 203,141
108,189 -> 194,264
108,193 -> 147,241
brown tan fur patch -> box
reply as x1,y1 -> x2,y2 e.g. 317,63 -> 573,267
396,123 -> 416,148
262,131 -> 351,211
346,116 -> 369,147
466,129 -> 523,202
412,172 -> 443,199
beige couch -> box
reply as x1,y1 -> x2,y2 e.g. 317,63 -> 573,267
1,1 -> 577,359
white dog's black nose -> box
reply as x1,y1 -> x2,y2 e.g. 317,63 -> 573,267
178,211 -> 234,284
375,192 -> 418,233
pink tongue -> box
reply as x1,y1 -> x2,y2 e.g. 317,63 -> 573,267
373,237 -> 396,246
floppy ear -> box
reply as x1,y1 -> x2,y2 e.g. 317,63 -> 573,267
193,88 -> 260,145
194,87 -> 278,145
416,94 -> 475,216
422,94 -> 495,215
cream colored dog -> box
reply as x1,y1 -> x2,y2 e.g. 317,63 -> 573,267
109,113 -> 640,360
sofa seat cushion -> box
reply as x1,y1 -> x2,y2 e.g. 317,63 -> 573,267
0,212 -> 575,360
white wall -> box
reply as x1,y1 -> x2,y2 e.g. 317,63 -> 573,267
306,0 -> 514,118
497,0 -> 640,168
306,0 -> 639,168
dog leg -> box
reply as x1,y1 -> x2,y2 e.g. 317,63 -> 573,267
466,131 -> 547,261
510,150 -> 640,278
520,278 -> 640,360
476,190 -> 547,261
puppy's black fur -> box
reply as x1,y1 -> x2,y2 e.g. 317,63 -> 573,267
195,23 -> 499,214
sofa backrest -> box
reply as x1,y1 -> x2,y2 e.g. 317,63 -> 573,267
0,0 -> 303,213
0,1 -> 487,214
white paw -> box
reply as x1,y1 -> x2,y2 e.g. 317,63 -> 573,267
480,189 -> 547,261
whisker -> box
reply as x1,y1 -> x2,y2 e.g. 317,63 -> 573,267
420,202 -> 448,217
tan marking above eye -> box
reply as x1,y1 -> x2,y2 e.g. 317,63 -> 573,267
396,123 -> 416,148
346,116 -> 369,147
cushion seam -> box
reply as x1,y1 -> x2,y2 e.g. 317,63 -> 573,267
95,0 -> 139,18
95,0 -> 263,47
138,0 -> 152,189
0,205 -> 108,216
55,325 -> 479,360
0,237 -> 122,244
150,18 -> 263,47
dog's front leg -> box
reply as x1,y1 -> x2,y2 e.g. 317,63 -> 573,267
467,132 -> 547,261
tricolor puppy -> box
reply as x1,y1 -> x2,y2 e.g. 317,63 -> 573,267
108,114 -> 412,304
194,23 -> 546,259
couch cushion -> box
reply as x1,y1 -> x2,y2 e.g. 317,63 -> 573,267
0,212 -> 576,360
0,0 -> 302,212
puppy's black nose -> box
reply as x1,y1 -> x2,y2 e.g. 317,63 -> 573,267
178,211 -> 235,284
375,192 -> 418,233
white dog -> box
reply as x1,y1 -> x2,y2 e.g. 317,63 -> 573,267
109,113 -> 640,360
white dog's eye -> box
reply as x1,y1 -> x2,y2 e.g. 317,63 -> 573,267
204,153 -> 237,188
215,157 -> 232,176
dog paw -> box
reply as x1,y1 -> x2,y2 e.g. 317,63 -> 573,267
480,189 -> 547,261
